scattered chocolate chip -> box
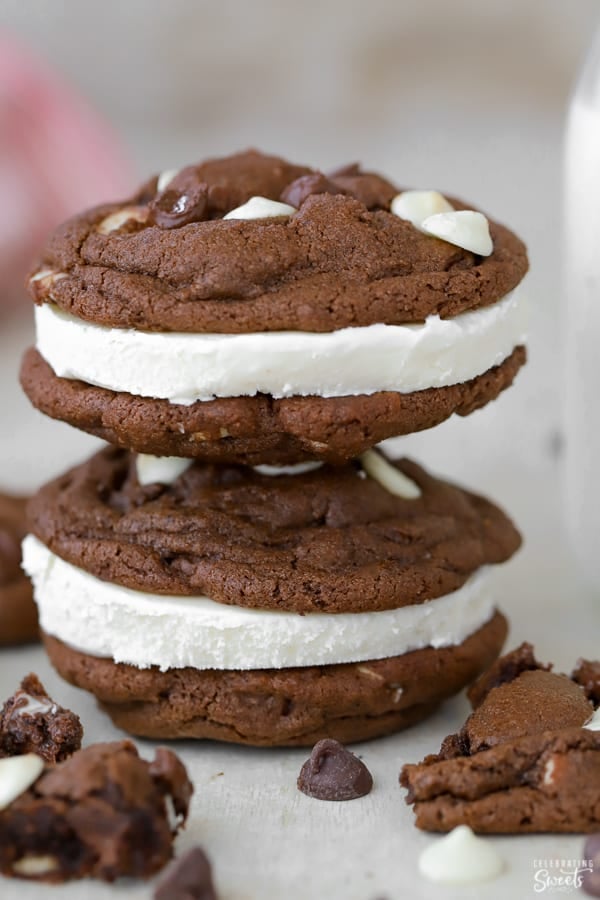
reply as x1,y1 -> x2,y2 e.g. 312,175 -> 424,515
581,834 -> 600,896
572,660 -> 600,706
149,169 -> 209,229
0,673 -> 82,763
154,846 -> 218,900
280,173 -> 347,208
297,738 -> 373,801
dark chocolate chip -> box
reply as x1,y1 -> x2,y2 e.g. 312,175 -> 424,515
581,834 -> 600,896
149,171 -> 209,229
329,172 -> 398,210
280,173 -> 347,208
154,847 -> 218,900
297,738 -> 373,801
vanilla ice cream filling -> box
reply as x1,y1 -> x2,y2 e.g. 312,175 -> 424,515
23,535 -> 497,671
34,288 -> 526,404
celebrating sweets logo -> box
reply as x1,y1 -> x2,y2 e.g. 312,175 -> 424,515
533,858 -> 593,893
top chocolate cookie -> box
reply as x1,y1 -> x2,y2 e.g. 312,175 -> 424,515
22,150 -> 528,463
29,149 -> 526,332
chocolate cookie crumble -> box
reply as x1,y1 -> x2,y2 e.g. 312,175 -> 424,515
0,673 -> 82,763
0,740 -> 193,882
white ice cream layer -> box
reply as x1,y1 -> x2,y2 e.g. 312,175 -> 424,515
34,288 -> 526,404
23,535 -> 497,671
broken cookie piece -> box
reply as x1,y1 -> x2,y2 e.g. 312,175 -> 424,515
400,644 -> 600,833
0,673 -> 82,763
0,740 -> 193,882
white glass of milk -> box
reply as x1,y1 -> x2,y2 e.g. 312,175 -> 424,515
565,25 -> 600,588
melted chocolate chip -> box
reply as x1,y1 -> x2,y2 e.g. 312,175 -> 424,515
154,847 -> 218,900
280,173 -> 347,208
297,738 -> 373,801
149,170 -> 209,229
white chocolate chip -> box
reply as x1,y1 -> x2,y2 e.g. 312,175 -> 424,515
0,754 -> 45,810
390,190 -> 453,226
136,454 -> 193,487
584,708 -> 600,731
356,666 -> 385,682
254,462 -> 323,477
418,825 -> 504,885
543,757 -> 556,786
421,210 -> 493,256
223,196 -> 296,220
12,693 -> 57,717
97,206 -> 149,234
12,855 -> 59,877
389,683 -> 404,703
29,270 -> 68,295
156,167 -> 181,193
360,450 -> 421,499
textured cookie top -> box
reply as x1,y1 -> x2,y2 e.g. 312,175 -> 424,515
28,447 -> 521,614
29,149 -> 528,334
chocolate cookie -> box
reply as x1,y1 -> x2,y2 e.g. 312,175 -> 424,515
0,492 -> 37,645
29,150 -> 527,332
20,345 -> 526,464
400,644 -> 600,833
0,741 -> 192,882
42,611 -> 507,746
22,150 -> 528,464
26,446 -> 520,614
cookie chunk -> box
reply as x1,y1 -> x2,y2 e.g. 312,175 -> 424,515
22,149 -> 528,464
0,740 -> 192,882
0,673 -> 82,763
400,645 -> 600,832
0,492 -> 37,645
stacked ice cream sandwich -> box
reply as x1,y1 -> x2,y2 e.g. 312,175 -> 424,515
20,150 -> 527,746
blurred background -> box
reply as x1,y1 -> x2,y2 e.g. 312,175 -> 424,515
0,0 -> 597,525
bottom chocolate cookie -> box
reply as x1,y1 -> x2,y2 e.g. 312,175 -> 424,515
43,612 -> 507,747
0,493 -> 37,646
21,346 -> 525,465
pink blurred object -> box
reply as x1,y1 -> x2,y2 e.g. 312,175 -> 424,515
0,33 -> 132,313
